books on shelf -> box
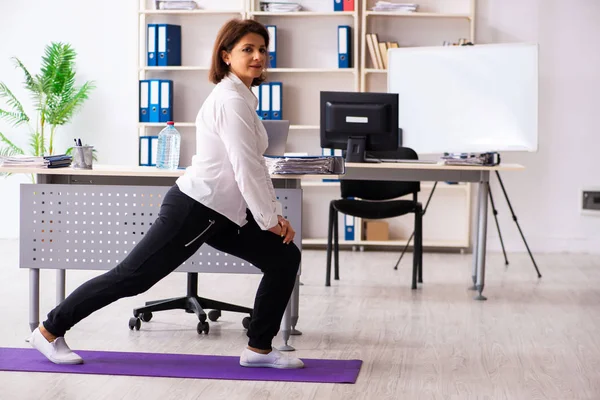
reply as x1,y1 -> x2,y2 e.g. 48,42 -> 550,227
366,33 -> 398,69
155,0 -> 198,10
370,2 -> 418,12
440,152 -> 501,166
259,2 -> 302,12
443,38 -> 471,46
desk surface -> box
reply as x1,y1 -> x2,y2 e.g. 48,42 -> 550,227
0,164 -> 316,180
345,162 -> 525,172
0,162 -> 524,179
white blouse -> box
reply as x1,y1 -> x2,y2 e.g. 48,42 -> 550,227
176,73 -> 282,230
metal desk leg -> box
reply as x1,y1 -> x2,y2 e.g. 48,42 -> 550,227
290,275 -> 302,335
277,298 -> 294,351
474,172 -> 490,301
470,200 -> 480,291
57,269 -> 66,304
29,269 -> 40,332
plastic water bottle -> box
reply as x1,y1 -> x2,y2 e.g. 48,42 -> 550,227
156,121 -> 181,169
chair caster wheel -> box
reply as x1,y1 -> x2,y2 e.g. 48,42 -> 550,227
140,312 -> 153,322
128,317 -> 141,331
242,316 -> 251,330
197,321 -> 209,334
208,310 -> 221,322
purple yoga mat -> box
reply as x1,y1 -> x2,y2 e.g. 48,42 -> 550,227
0,348 -> 361,384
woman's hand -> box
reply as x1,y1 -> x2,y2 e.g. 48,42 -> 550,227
268,216 -> 295,244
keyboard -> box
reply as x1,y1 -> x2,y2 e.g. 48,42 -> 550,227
365,158 -> 439,164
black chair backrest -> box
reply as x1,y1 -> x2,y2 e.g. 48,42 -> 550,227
341,147 -> 420,201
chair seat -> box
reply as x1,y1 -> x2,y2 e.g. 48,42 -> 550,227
332,199 -> 419,220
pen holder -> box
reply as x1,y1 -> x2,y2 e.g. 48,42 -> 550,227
72,145 -> 94,169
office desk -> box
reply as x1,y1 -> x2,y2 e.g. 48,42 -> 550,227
342,161 -> 525,300
2,164 -> 318,351
4,160 -> 524,348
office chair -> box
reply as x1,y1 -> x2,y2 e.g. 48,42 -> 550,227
128,272 -> 253,335
326,147 -> 423,289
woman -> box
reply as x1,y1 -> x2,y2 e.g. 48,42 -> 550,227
29,19 -> 304,369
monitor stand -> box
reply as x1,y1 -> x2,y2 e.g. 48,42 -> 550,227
345,136 -> 378,163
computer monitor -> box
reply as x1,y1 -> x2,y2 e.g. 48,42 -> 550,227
320,91 -> 400,162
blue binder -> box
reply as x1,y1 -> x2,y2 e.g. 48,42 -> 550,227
140,135 -> 159,166
157,24 -> 182,66
344,215 -> 355,240
338,25 -> 351,68
260,83 -> 271,120
149,136 -> 158,166
252,86 -> 261,118
158,79 -> 173,122
270,82 -> 282,120
147,24 -> 157,66
149,80 -> 160,122
266,25 -> 277,68
333,0 -> 343,11
139,136 -> 151,166
139,80 -> 150,122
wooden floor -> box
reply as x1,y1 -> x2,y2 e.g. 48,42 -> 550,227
0,239 -> 599,400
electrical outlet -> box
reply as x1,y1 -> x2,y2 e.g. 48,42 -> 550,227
582,188 -> 600,216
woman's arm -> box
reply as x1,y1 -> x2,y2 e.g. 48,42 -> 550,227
217,97 -> 280,231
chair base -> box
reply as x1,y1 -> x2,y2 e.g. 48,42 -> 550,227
131,273 -> 252,332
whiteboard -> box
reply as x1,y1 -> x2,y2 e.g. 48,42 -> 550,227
387,43 -> 538,154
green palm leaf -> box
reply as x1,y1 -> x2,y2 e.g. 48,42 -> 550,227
0,108 -> 28,127
28,132 -> 45,156
11,58 -> 44,114
0,82 -> 30,123
12,58 -> 36,91
0,131 -> 25,155
47,81 -> 95,125
40,42 -> 77,96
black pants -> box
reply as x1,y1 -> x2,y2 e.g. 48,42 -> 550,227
43,184 -> 301,350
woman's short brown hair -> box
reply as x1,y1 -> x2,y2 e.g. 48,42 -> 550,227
209,19 -> 269,87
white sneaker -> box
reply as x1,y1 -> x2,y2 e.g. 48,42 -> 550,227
240,347 -> 304,369
29,327 -> 84,365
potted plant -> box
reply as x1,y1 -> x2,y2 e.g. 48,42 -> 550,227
0,42 -> 95,170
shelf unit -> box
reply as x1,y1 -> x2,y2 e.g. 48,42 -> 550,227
249,11 -> 356,17
360,0 -> 476,91
137,0 -> 247,154
247,0 -> 360,94
136,0 -> 475,251
328,0 -> 476,251
139,122 -> 319,130
139,9 -> 245,15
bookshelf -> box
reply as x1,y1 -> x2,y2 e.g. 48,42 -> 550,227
360,0 -> 476,92
136,0 -> 473,251
337,0 -> 476,251
137,0 -> 247,163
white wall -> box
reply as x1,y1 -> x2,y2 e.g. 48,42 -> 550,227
0,0 -> 138,238
1,0 -> 599,254
476,0 -> 600,254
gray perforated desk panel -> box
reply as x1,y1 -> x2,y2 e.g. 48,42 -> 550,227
20,184 -> 302,274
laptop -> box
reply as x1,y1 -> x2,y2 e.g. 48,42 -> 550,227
262,120 -> 290,156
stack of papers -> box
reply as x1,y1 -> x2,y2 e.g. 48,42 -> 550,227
155,0 -> 198,10
0,155 -> 48,168
264,156 -> 343,175
440,152 -> 500,166
371,2 -> 418,12
260,2 -> 302,12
